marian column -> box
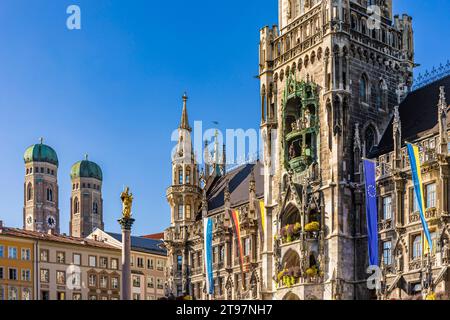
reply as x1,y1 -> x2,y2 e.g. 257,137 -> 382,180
118,187 -> 135,300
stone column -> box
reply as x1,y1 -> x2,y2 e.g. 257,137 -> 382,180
118,217 -> 135,300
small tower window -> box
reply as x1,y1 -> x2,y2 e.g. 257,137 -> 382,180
74,197 -> 80,214
178,169 -> 183,185
186,171 -> 190,184
27,183 -> 33,201
93,202 -> 98,214
178,204 -> 183,220
46,188 -> 53,202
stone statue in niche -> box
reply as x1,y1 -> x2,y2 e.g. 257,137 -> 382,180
304,109 -> 311,128
286,0 -> 292,19
289,143 -> 296,160
395,249 -> 403,273
442,238 -> 449,264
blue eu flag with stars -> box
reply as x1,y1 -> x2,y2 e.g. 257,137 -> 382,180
363,159 -> 379,267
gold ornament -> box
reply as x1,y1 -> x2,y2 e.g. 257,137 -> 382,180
120,187 -> 134,219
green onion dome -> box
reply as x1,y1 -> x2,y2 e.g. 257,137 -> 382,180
70,156 -> 103,181
24,142 -> 59,166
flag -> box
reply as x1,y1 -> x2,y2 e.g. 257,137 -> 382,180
230,209 -> 244,271
363,159 -> 379,266
406,143 -> 433,253
203,217 -> 214,295
254,199 -> 266,245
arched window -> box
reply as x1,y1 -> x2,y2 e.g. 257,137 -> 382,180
364,126 -> 377,156
46,188 -> 53,202
186,168 -> 191,184
27,183 -> 33,201
74,197 -> 80,214
93,201 -> 98,214
359,74 -> 368,103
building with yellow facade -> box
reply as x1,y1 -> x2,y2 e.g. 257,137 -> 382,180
0,221 -> 35,300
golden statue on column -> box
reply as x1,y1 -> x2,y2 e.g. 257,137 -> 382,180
120,187 -> 133,219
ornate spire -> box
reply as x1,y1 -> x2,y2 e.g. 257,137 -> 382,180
180,92 -> 191,132
438,86 -> 447,113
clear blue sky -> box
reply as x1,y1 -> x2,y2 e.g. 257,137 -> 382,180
0,0 -> 449,236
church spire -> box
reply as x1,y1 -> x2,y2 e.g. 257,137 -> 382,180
180,92 -> 191,132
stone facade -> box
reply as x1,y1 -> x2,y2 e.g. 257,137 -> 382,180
259,0 -> 415,300
373,79 -> 450,300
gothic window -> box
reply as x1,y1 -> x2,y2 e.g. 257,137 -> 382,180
27,183 -> 33,201
74,197 -> 80,214
177,254 -> 182,272
185,204 -> 191,219
186,168 -> 191,184
364,126 -> 376,156
46,188 -> 53,202
178,169 -> 183,185
177,203 -> 183,220
93,201 -> 98,214
412,235 -> 422,260
359,74 -> 368,103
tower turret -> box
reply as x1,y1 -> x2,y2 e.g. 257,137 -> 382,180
23,138 -> 60,233
70,155 -> 104,238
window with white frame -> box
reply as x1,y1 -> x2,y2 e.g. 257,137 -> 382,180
147,277 -> 154,288
73,253 -> 81,266
133,275 -> 141,287
383,241 -> 392,265
426,183 -> 436,209
100,275 -> 108,289
412,235 -> 422,260
21,248 -> 31,261
8,247 -> 17,259
40,269 -> 49,283
89,255 -> 97,267
382,196 -> 392,220
412,190 -> 419,213
9,268 -> 17,280
111,277 -> 119,289
0,245 -> 3,258
157,278 -> 164,289
22,288 -> 31,301
8,287 -> 18,300
21,269 -> 31,282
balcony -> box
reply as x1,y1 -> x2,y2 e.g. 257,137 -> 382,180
376,162 -> 393,179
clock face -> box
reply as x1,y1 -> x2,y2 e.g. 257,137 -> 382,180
46,215 -> 56,229
26,215 -> 33,226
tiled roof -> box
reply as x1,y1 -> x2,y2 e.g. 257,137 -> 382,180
205,161 -> 264,213
373,75 -> 450,157
0,227 -> 119,251
106,232 -> 166,256
141,232 -> 165,240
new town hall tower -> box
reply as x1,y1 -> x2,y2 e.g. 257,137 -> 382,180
259,0 -> 414,299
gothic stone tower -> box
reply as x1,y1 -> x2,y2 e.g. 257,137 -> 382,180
70,156 -> 104,238
23,140 -> 60,233
259,0 -> 414,300
165,94 -> 202,297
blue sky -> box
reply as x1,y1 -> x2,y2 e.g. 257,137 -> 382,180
0,0 -> 449,236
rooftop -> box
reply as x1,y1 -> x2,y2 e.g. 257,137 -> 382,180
106,232 -> 166,256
